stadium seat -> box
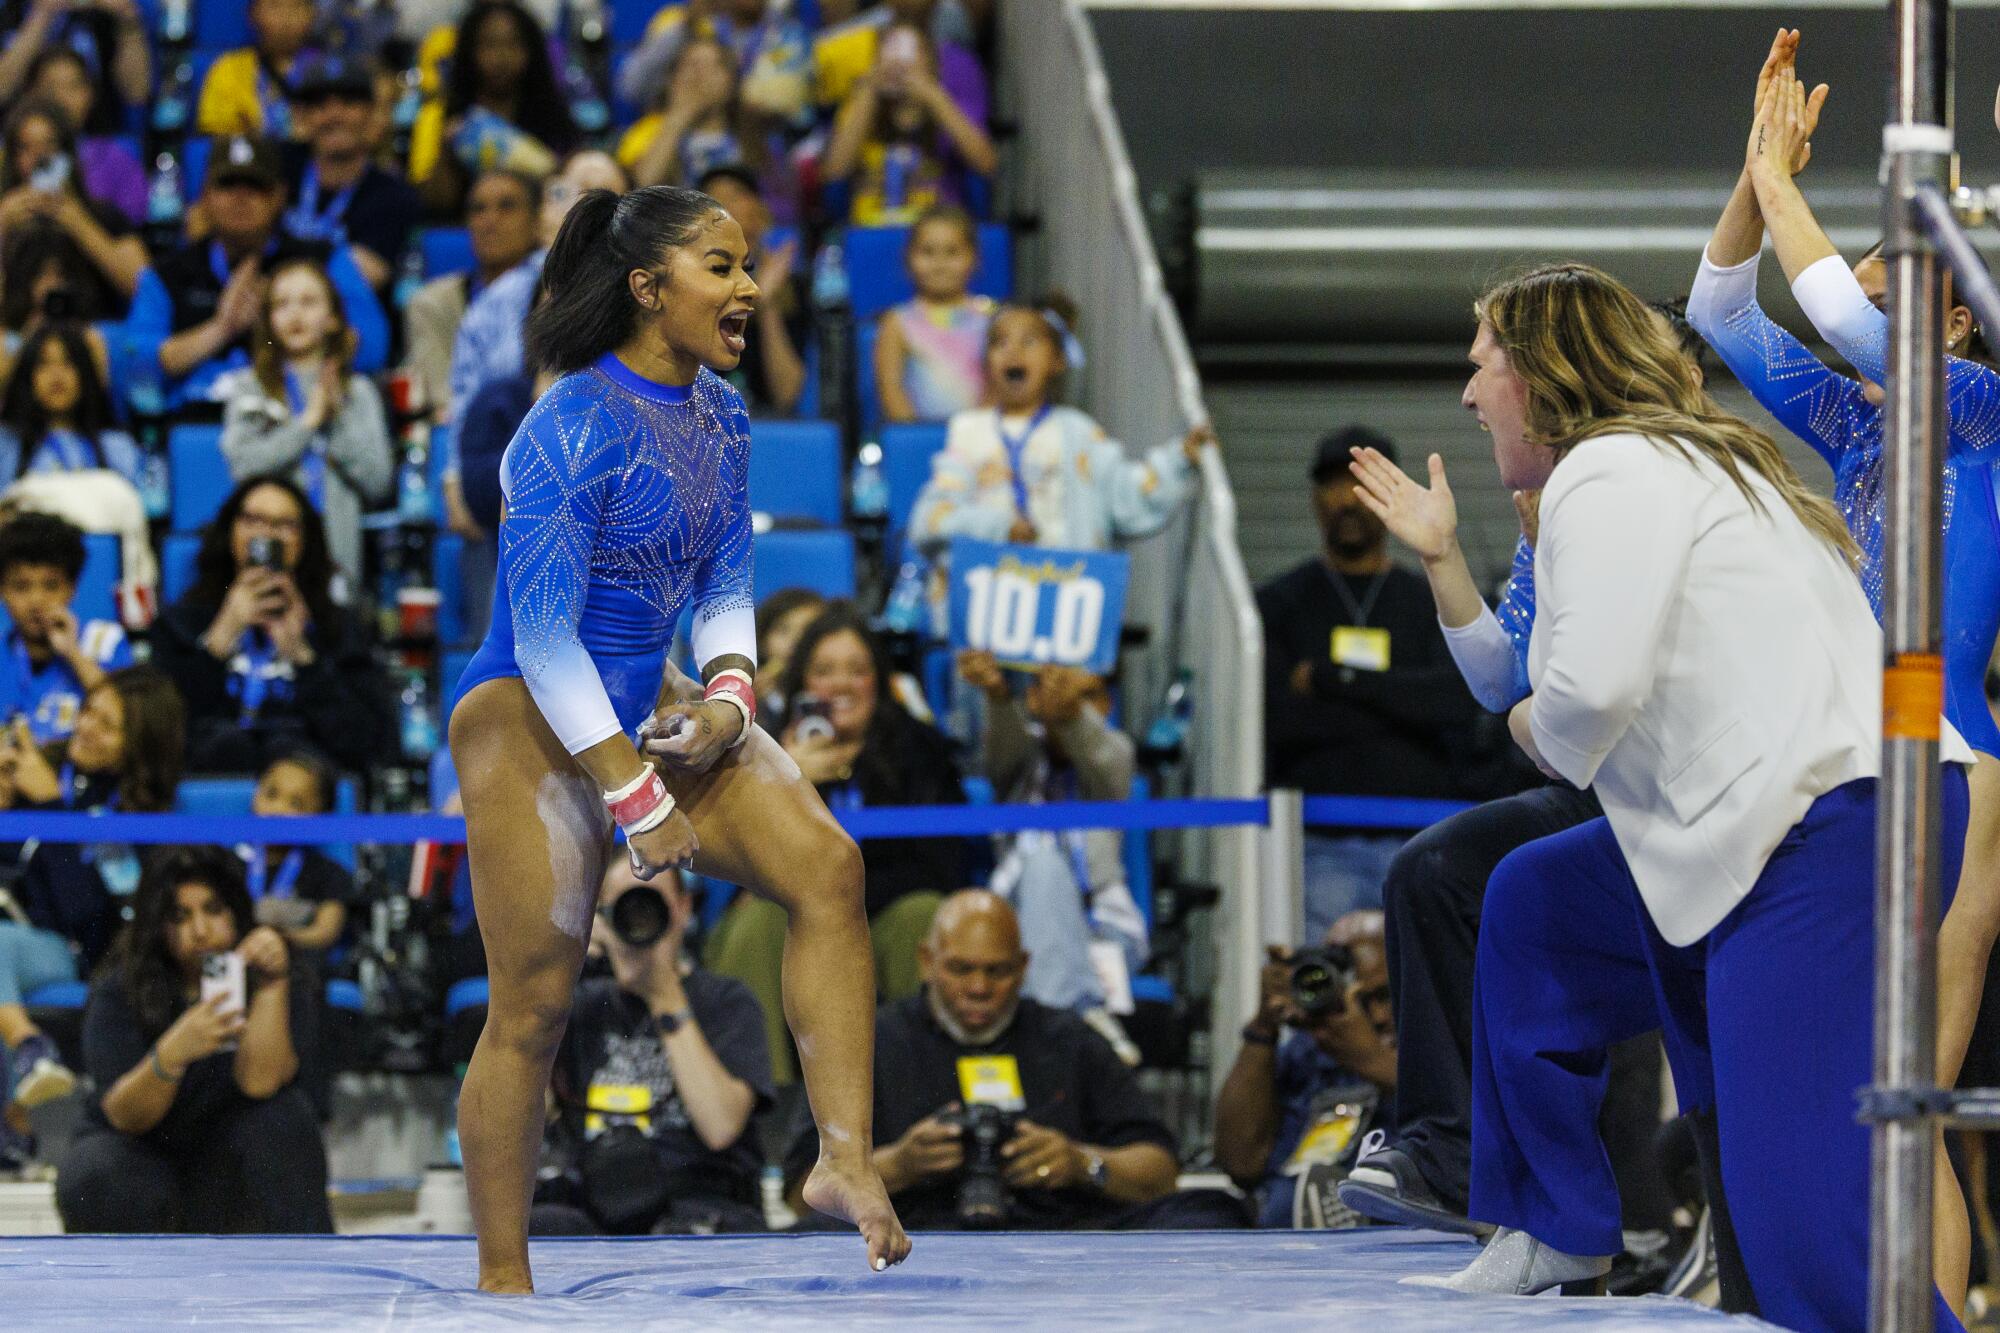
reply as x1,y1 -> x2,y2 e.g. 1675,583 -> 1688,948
23,980 -> 88,1010
325,979 -> 364,1014
881,421 -> 948,557
842,223 -> 1013,321
195,5 -> 252,50
179,131 -> 211,198
433,533 -> 467,648
176,775 -> 360,869
169,422 -> 231,532
421,227 -> 475,280
444,976 -> 489,1023
754,528 -> 856,601
854,318 -> 882,439
749,419 -> 843,525
69,533 -> 119,626
161,532 -> 200,605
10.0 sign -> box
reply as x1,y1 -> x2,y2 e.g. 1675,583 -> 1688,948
947,538 -> 1130,674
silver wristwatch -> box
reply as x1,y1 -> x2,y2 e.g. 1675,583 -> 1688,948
1082,1147 -> 1109,1191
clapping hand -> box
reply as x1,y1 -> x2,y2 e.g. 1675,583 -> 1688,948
1747,33 -> 1828,184
1346,446 -> 1459,564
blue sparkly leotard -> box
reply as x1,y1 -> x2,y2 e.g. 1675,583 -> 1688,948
1678,251 -> 2000,759
455,353 -> 757,753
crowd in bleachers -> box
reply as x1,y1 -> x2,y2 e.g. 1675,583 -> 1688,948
0,0 -> 1314,1241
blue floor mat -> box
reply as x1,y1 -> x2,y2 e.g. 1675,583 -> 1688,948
0,1229 -> 1768,1330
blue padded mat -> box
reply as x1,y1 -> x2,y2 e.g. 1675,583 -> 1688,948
0,1230 -> 1766,1330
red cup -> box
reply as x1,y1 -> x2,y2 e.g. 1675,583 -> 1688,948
398,586 -> 441,642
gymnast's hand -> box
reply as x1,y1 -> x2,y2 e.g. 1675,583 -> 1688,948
1748,55 -> 1827,189
640,699 -> 745,775
1508,698 -> 1562,783
629,807 -> 699,879
1347,445 -> 1458,565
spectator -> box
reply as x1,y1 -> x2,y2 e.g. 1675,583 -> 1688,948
195,0 -> 319,140
0,0 -> 151,133
0,512 -> 130,744
55,847 -> 333,1235
957,650 -> 1146,1063
19,48 -> 145,227
615,0 -> 814,133
694,165 -> 805,416
401,168 -> 539,436
876,204 -> 992,424
1258,427 -> 1482,942
150,475 -> 394,776
0,324 -> 142,492
216,256 -> 395,586
752,586 -> 825,715
0,222 -> 113,377
1213,911 -> 1397,1229
910,295 -> 1210,559
126,135 -> 391,408
704,602 -> 966,1083
821,23 -> 996,228
0,667 -> 186,1043
237,750 -> 357,957
0,100 -> 146,307
813,0 -> 987,128
622,40 -> 790,214
531,861 -> 775,1237
281,53 -> 421,295
410,0 -> 579,219
789,889 -> 1245,1231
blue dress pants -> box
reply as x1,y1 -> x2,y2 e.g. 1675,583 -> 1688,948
1470,774 -> 1968,1333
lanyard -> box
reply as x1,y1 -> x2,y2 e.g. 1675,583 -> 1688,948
1049,768 -> 1093,898
995,405 -> 1052,522
1323,564 -> 1389,627
231,628 -> 283,721
283,367 -> 329,508
826,780 -> 864,812
288,162 -> 358,244
240,845 -> 305,901
255,59 -> 292,139
38,428 -> 99,472
58,761 -> 75,808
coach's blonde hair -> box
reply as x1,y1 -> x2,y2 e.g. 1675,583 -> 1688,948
1476,262 -> 1857,564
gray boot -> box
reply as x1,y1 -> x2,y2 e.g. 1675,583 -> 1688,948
1402,1226 -> 1614,1296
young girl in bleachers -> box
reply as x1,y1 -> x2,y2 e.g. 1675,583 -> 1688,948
0,323 -> 142,490
240,749 -> 357,957
874,204 -> 993,423
909,292 -> 1213,560
822,22 -> 996,227
216,257 -> 394,588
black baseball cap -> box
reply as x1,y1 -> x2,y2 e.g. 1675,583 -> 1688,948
1311,425 -> 1398,483
208,134 -> 285,190
290,52 -> 376,103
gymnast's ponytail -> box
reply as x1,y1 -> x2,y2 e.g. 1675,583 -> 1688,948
525,185 -> 723,376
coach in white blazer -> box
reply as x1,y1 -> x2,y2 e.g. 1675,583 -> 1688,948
1404,264 -> 1970,1333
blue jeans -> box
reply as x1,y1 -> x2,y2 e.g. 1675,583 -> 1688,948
0,922 -> 79,1101
1301,832 -> 1404,945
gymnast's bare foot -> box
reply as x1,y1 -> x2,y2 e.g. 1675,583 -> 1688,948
804,1156 -> 912,1272
477,1264 -> 534,1296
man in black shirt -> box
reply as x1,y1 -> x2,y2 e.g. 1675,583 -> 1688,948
280,54 -> 419,294
1257,426 -> 1482,943
532,861 -> 775,1235
789,890 -> 1244,1231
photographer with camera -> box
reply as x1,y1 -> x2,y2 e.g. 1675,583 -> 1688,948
151,475 -> 392,776
529,859 -> 775,1237
1214,910 -> 1397,1228
790,890 -> 1245,1232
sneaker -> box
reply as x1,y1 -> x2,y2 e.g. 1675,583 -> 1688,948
1401,1226 -> 1613,1295
8,1034 -> 76,1110
0,1117 -> 33,1177
1337,1140 -> 1489,1237
1080,1008 -> 1142,1067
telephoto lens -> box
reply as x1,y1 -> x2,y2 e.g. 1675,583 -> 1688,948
1287,945 -> 1357,1019
609,884 -> 672,948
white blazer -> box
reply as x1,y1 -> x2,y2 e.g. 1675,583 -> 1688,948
1527,431 -> 1960,946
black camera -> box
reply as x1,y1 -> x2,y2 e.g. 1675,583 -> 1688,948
245,535 -> 286,570
608,883 -> 672,948
1288,944 -> 1357,1019
39,286 -> 73,322
940,1103 -> 1020,1228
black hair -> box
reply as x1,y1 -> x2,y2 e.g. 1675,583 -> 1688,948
1844,243 -> 1995,369
191,473 -> 336,627
263,747 -> 336,812
1647,297 -> 1712,381
755,586 -> 826,655
524,185 -> 726,375
772,600 -> 940,802
906,202 -> 977,256
444,1 -> 577,159
106,846 -> 255,1037
469,166 -> 543,215
0,224 -> 104,331
1,322 -> 111,479
69,665 -> 184,814
694,163 -> 762,201
21,48 -> 113,135
0,509 -> 84,582
0,98 -> 82,197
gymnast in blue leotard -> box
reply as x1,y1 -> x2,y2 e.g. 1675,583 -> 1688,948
446,184 -> 909,1295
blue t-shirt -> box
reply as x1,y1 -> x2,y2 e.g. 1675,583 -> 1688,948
0,621 -> 132,743
1257,1032 -> 1389,1229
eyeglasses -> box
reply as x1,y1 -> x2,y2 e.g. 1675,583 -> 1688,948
237,511 -> 303,535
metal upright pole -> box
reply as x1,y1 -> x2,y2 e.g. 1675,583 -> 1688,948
1873,0 -> 1952,1325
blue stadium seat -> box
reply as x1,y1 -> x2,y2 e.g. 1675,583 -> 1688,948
854,318 -> 882,439
610,0 -> 657,47
161,532 -> 200,605
421,228 -> 475,280
326,979 -> 364,1014
754,529 -> 856,601
24,980 -> 89,1011
176,776 -> 360,869
881,421 -> 947,555
196,4 -> 253,50
842,223 -> 1012,321
433,533 -> 467,648
169,422 -> 231,532
445,977 -> 489,1022
71,533 -> 120,626
748,419 -> 842,525
180,131 -> 211,198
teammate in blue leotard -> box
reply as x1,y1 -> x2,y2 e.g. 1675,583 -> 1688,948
1697,35 -> 2000,1309
448,185 -> 908,1294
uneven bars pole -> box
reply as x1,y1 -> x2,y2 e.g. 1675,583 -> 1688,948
1874,0 -> 1952,1325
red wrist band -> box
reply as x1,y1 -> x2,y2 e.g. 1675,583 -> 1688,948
705,670 -> 756,747
603,767 -> 669,830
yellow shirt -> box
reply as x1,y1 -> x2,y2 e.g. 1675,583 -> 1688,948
409,100 -> 447,184
196,48 -> 297,138
813,22 -> 879,109
615,115 -> 662,172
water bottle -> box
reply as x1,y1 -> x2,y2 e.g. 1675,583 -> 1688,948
159,0 -> 190,46
139,447 -> 171,522
882,559 -> 927,636
153,61 -> 194,134
1141,667 -> 1196,767
882,144 -> 919,216
812,239 -> 849,316
145,151 -> 183,227
850,441 -> 888,521
400,669 -> 439,761
399,432 -> 433,524
393,245 -> 426,312
561,56 -> 610,136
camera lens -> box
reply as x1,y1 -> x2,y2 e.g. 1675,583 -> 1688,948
609,884 -> 671,948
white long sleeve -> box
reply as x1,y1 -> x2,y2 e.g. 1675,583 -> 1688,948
1441,606 -> 1521,713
